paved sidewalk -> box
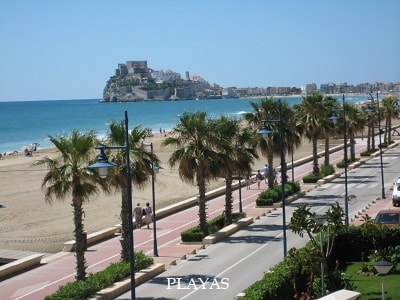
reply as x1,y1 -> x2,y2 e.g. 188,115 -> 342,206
0,139 -> 394,299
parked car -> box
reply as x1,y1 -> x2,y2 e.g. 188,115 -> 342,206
374,209 -> 400,226
392,177 -> 400,207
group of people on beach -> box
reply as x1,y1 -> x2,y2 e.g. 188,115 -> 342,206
133,202 -> 153,229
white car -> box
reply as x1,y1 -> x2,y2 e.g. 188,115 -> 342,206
392,177 -> 400,207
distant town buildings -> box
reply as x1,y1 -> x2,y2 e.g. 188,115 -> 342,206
102,60 -> 399,102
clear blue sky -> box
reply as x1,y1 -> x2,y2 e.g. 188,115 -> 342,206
1,0 -> 399,101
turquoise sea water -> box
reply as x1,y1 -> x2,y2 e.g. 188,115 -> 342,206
0,96 -> 370,153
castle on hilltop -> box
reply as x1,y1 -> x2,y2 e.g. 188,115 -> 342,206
101,60 -> 400,102
102,60 -> 220,102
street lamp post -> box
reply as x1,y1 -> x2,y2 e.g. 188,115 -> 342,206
329,94 -> 349,225
236,132 -> 243,213
238,170 -> 243,213
257,99 -> 287,257
373,260 -> 394,300
89,111 -> 136,299
366,90 -> 385,199
314,214 -> 327,296
142,141 -> 159,257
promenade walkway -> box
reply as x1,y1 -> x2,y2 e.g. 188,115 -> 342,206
0,138 -> 396,300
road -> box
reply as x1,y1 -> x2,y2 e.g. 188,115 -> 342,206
117,143 -> 400,299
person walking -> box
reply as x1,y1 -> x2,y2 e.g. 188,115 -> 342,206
245,173 -> 251,190
143,202 -> 153,229
263,164 -> 269,183
133,203 -> 143,229
256,170 -> 263,190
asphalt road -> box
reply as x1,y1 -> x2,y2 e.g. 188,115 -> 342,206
117,144 -> 400,300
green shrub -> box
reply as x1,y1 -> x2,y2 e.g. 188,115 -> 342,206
256,189 -> 279,204
181,212 -> 246,242
288,181 -> 301,193
360,150 -> 372,156
320,164 -> 335,176
336,158 -> 359,168
256,182 -> 301,205
181,227 -> 205,242
256,197 -> 274,206
379,143 -> 388,148
45,252 -> 153,300
242,259 -> 294,299
302,173 -> 321,183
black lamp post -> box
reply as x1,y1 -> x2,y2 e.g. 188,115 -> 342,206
89,111 -> 136,300
329,94 -> 349,225
236,130 -> 243,213
366,90 -> 386,199
142,141 -> 159,257
257,99 -> 287,257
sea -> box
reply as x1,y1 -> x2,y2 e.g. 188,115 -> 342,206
0,95 -> 372,154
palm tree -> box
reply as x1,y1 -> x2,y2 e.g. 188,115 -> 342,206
322,96 -> 339,166
212,116 -> 258,225
364,102 -> 379,151
344,103 -> 365,161
162,111 -> 221,235
382,94 -> 398,144
34,129 -> 105,281
104,121 -> 159,262
245,98 -> 280,188
294,93 -> 326,174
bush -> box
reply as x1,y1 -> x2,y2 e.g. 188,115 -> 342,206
45,251 -> 153,300
302,173 -> 321,183
256,197 -> 274,206
288,181 -> 301,193
336,158 -> 359,168
320,164 -> 335,176
181,212 -> 246,242
257,189 -> 279,204
379,143 -> 389,148
256,182 -> 300,206
242,259 -> 294,299
360,150 -> 372,156
181,227 -> 205,242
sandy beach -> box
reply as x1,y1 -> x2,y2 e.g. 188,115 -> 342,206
0,132 -> 325,254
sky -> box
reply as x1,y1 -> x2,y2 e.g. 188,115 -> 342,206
1,0 -> 399,101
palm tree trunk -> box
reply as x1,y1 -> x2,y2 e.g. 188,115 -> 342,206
350,131 -> 356,161
72,198 -> 87,281
120,186 -> 130,262
224,175 -> 233,226
312,137 -> 319,174
197,174 -> 208,236
387,115 -> 392,144
324,135 -> 330,166
267,152 -> 274,188
367,123 -> 371,152
371,125 -> 376,150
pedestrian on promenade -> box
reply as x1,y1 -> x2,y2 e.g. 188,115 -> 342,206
256,170 -> 263,190
263,164 -> 269,183
273,169 -> 278,185
245,173 -> 251,190
143,202 -> 153,229
133,203 -> 143,229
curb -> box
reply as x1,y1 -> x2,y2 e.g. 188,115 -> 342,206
88,263 -> 165,300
